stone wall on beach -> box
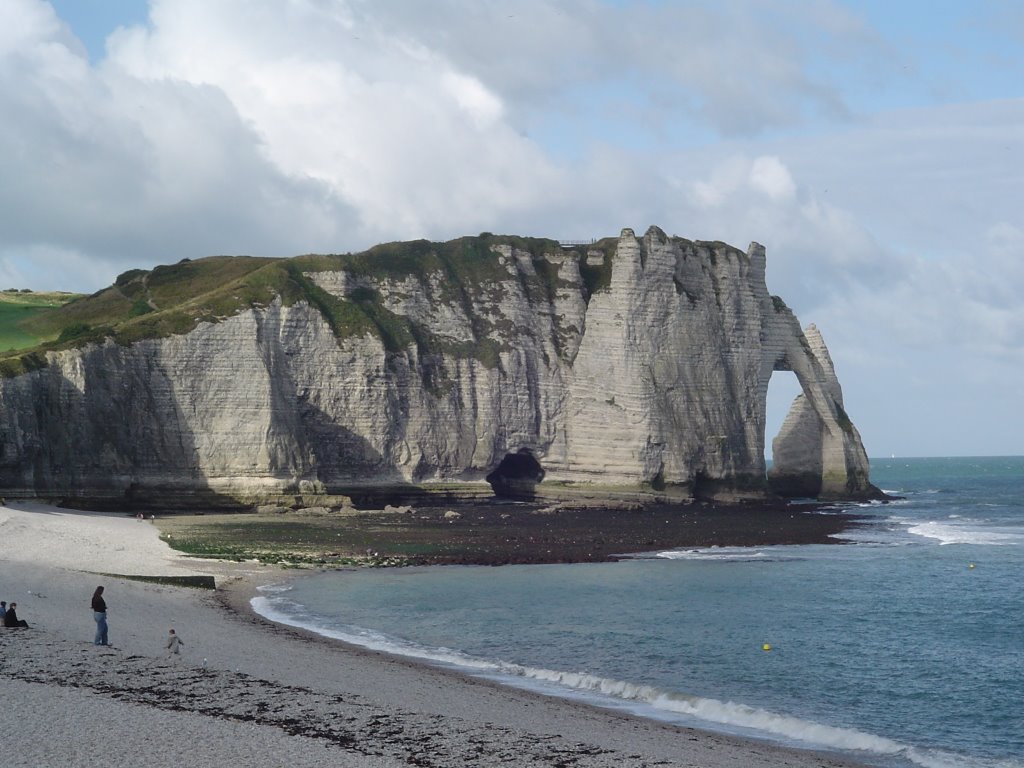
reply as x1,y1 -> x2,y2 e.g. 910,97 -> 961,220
0,226 -> 880,505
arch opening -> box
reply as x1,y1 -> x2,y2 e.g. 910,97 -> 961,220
765,370 -> 803,463
766,369 -> 825,498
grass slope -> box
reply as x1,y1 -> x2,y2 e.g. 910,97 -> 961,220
0,290 -> 84,352
0,234 -> 619,379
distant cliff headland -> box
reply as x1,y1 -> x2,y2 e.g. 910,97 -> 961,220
0,226 -> 881,509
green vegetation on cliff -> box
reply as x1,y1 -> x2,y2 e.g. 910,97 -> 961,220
0,234 -> 604,379
295,234 -> 588,374
0,233 -> 756,380
0,290 -> 83,353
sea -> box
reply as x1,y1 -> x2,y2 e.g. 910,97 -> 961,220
251,457 -> 1024,768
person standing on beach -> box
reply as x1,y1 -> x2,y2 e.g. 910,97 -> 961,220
91,586 -> 108,646
166,628 -> 184,657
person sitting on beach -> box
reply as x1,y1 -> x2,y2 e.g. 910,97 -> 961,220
3,602 -> 28,628
166,628 -> 184,656
0,601 -> 6,619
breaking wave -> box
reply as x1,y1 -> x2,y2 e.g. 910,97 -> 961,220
905,520 -> 1024,546
654,546 -> 773,562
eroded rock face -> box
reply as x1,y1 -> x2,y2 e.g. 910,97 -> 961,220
0,227 -> 877,504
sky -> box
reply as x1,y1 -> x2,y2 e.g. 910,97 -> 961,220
2,0 -> 1022,459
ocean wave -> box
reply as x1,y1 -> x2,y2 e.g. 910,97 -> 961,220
906,521 -> 1024,546
255,582 -> 294,594
828,531 -> 917,546
250,593 -> 1020,768
655,547 -> 771,562
518,667 -> 904,753
251,595 -> 505,672
904,748 -> 1024,768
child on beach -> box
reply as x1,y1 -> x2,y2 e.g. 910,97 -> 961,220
166,628 -> 184,656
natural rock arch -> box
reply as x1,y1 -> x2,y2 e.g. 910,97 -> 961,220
763,320 -> 880,500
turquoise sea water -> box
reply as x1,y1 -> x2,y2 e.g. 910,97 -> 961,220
252,457 -> 1024,768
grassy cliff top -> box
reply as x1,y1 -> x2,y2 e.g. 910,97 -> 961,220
0,230 -> 742,379
0,234 -> 606,378
0,289 -> 82,306
0,289 -> 85,354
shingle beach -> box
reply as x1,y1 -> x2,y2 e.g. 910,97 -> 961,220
0,501 -> 871,768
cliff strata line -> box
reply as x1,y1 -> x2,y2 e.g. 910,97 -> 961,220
0,227 -> 881,506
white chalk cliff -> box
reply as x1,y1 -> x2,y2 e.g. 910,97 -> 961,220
0,227 -> 879,505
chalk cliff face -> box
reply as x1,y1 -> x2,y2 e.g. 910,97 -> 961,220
0,227 -> 880,505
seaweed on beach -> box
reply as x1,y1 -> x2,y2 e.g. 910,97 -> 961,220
0,633 -> 631,767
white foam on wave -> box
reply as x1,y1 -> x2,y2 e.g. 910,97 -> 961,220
906,521 -> 1024,546
250,592 -> 1021,768
251,594 -> 506,672
904,748 -> 1024,768
827,530 -> 916,546
519,667 -> 904,753
255,582 -> 293,594
655,546 -> 770,562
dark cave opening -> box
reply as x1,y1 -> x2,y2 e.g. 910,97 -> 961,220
485,448 -> 546,499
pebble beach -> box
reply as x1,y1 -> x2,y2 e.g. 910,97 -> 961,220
0,500 -> 871,768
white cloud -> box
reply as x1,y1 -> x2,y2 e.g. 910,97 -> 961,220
749,156 -> 797,201
359,0 -> 887,137
441,71 -> 504,127
0,0 -> 1021,455
0,0 -> 906,291
688,154 -> 797,207
101,0 -> 565,241
0,0 -> 362,290
674,152 -> 899,309
0,243 -> 114,294
0,0 -> 73,55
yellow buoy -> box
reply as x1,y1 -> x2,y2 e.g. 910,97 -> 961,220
968,563 -> 975,569
762,643 -> 772,652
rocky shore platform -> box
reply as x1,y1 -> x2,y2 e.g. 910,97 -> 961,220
153,498 -> 869,566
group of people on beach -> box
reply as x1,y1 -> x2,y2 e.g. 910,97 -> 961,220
4,585 -> 183,656
1,599 -> 29,628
